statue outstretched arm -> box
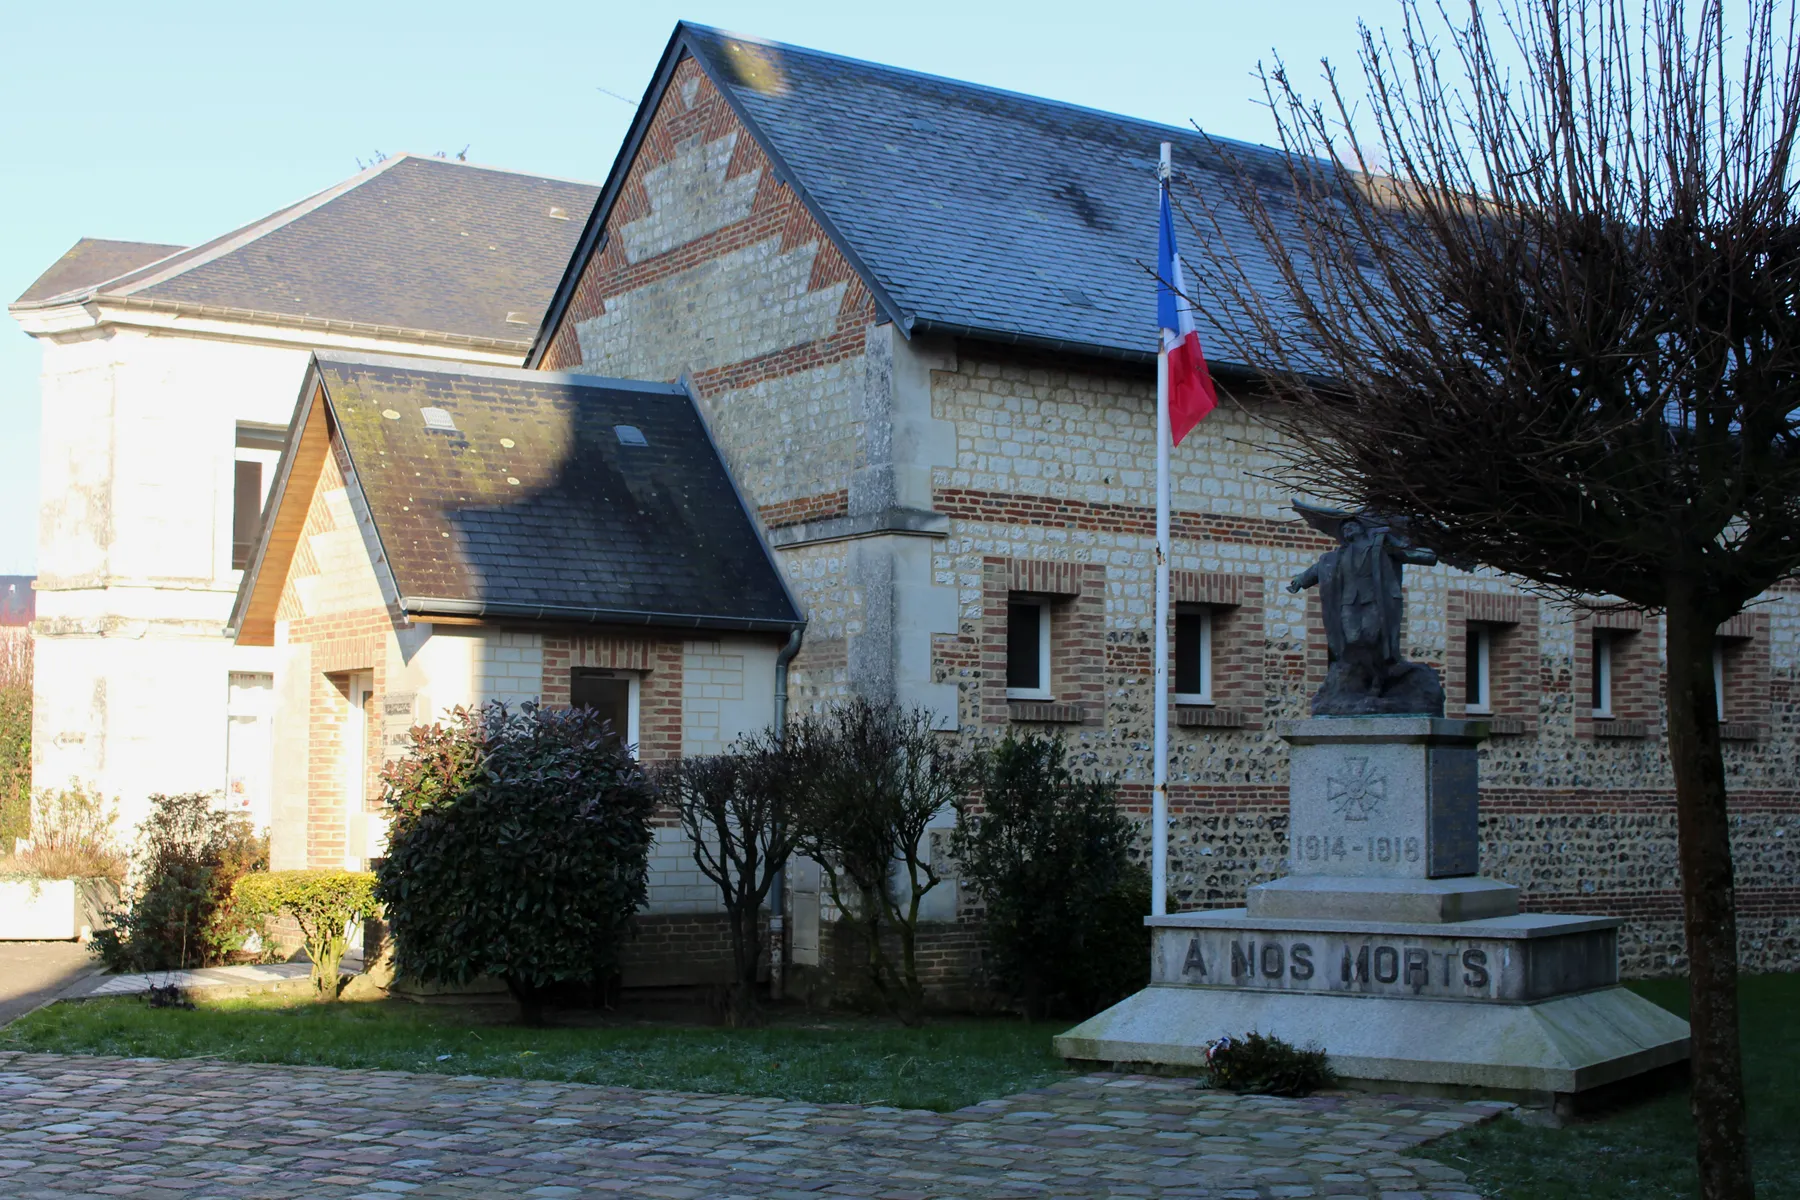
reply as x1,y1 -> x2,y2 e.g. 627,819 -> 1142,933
1399,547 -> 1438,566
1287,564 -> 1321,594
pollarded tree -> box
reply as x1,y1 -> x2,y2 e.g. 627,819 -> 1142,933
1184,3 -> 1800,1195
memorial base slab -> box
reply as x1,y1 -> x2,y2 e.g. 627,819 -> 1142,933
1061,715 -> 1690,1102
1053,982 -> 1690,1099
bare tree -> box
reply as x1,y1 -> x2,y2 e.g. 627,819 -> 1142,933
794,699 -> 972,1025
660,729 -> 808,1026
1184,2 -> 1800,1195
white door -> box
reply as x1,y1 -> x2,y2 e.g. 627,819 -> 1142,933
225,672 -> 274,833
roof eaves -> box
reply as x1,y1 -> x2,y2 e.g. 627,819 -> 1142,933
315,348 -> 690,393
8,241 -> 192,312
399,595 -> 805,634
910,316 -> 1268,384
80,294 -> 534,353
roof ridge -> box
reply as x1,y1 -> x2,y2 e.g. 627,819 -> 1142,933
676,21 -> 1283,160
387,153 -> 603,189
312,348 -> 689,393
92,155 -> 417,301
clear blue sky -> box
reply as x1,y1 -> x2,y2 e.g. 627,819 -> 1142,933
0,0 -> 1382,575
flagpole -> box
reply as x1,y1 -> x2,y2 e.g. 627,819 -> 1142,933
1152,140 -> 1173,918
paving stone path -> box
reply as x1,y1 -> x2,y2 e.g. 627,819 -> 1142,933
0,1052 -> 1502,1199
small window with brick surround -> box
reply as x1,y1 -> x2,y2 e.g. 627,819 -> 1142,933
571,668 -> 640,751
1006,597 -> 1053,700
1714,612 -> 1771,740
1174,606 -> 1213,705
1446,591 -> 1539,732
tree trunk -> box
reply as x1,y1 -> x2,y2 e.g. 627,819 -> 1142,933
1663,590 -> 1756,1200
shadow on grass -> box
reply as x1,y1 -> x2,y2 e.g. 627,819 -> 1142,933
1415,972 -> 1799,1200
0,992 -> 1075,1113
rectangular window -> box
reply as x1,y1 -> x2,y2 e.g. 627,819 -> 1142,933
1714,640 -> 1727,722
231,460 -> 263,570
1592,632 -> 1614,717
1174,606 -> 1213,704
233,421 -> 284,572
1006,597 -> 1052,699
1464,626 -> 1492,714
571,669 -> 640,752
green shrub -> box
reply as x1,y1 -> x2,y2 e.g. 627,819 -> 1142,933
375,702 -> 656,1022
951,730 -> 1149,1018
90,793 -> 267,972
1202,1031 -> 1337,1097
0,630 -> 31,848
0,782 -> 126,884
234,870 -> 377,999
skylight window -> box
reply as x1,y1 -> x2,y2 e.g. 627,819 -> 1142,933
420,407 -> 458,433
614,425 -> 648,447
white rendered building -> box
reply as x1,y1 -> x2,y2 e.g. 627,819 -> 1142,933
10,155 -> 598,836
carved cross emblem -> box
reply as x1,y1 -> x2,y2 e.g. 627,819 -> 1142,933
1327,756 -> 1387,822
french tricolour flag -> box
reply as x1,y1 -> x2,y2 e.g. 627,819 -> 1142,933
1157,185 -> 1218,445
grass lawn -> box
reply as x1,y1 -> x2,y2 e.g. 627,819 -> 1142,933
0,994 -> 1074,1113
1416,972 -> 1799,1200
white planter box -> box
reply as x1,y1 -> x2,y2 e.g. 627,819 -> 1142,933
0,879 -> 117,941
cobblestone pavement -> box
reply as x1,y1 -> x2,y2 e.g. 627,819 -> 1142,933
0,1052 -> 1503,1199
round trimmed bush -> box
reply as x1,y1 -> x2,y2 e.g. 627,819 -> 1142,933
375,702 -> 655,1020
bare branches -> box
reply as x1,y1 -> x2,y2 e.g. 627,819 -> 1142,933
1184,0 -> 1800,616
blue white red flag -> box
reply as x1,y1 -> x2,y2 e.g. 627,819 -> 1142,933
1157,185 -> 1218,445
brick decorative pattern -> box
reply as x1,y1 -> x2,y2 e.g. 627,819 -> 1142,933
1445,590 -> 1542,732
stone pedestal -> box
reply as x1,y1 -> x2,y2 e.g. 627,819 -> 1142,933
1055,717 -> 1690,1102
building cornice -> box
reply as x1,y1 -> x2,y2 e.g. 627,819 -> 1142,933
10,295 -> 531,361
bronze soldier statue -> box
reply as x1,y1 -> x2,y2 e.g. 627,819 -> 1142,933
1287,502 -> 1445,716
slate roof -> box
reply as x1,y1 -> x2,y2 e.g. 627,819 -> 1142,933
15,157 -> 601,348
15,239 -> 183,305
540,23 -> 1306,368
236,352 -> 801,634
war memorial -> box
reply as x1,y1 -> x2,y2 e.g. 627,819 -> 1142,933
1057,505 -> 1693,1107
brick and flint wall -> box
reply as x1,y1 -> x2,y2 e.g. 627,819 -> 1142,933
925,344 -> 1798,976
530,52 -> 1799,984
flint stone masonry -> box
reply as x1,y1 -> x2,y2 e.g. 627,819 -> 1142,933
527,37 -> 1800,987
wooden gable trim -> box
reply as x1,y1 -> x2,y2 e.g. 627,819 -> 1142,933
229,378 -> 332,646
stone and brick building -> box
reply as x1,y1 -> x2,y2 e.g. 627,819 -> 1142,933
227,353 -> 803,984
508,22 -> 1796,981
10,156 -> 599,836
